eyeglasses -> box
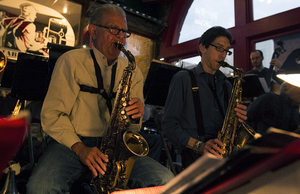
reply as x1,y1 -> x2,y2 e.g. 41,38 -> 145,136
209,43 -> 232,56
94,24 -> 131,38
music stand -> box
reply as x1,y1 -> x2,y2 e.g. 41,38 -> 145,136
47,43 -> 76,83
227,74 -> 267,98
143,60 -> 184,175
10,53 -> 49,101
9,53 -> 48,171
143,60 -> 184,107
9,44 -> 75,171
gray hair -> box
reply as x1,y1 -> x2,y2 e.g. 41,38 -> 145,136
89,4 -> 126,25
280,82 -> 289,93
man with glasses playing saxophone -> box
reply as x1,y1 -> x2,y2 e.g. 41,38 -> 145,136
27,4 -> 174,194
162,26 -> 248,168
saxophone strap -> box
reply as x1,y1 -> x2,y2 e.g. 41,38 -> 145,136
79,49 -> 117,114
207,80 -> 226,119
187,70 -> 205,136
187,70 -> 229,137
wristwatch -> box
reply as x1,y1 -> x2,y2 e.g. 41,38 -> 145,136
192,140 -> 204,154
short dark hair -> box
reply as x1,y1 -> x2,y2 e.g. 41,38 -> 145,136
198,26 -> 232,56
251,50 -> 264,58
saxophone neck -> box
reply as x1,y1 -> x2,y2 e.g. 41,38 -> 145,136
220,61 -> 243,76
115,42 -> 136,70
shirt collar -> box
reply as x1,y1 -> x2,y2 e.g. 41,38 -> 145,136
195,62 -> 227,80
92,46 -> 118,67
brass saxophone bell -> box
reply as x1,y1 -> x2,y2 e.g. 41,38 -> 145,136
0,50 -> 7,73
123,131 -> 149,157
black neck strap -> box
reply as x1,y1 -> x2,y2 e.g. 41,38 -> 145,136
188,70 -> 229,137
207,81 -> 226,119
188,70 -> 205,136
79,49 -> 117,114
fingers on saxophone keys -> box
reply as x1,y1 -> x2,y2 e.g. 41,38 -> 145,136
88,161 -> 100,177
206,139 -> 224,158
90,154 -> 108,176
212,146 -> 224,158
99,154 -> 109,167
91,160 -> 107,176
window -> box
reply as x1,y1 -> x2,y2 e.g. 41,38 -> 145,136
253,0 -> 300,21
179,0 -> 235,44
254,33 -> 300,70
255,40 -> 274,68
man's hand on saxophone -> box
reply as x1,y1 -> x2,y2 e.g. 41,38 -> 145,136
234,103 -> 248,123
203,139 -> 224,158
125,97 -> 144,119
68,98 -> 144,178
71,142 -> 109,177
202,103 -> 248,158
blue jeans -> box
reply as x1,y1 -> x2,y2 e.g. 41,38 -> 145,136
139,131 -> 162,162
26,136 -> 174,194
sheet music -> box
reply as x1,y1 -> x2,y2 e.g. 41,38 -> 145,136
158,153 -> 226,194
259,77 -> 270,92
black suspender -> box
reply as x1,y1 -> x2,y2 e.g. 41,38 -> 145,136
187,70 -> 229,137
187,70 -> 205,136
79,49 -> 117,114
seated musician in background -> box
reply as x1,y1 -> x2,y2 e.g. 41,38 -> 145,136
162,26 -> 248,169
246,50 -> 283,86
247,81 -> 300,135
26,4 -> 174,193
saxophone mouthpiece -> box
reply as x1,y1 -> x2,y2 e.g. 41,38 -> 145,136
115,41 -> 124,51
219,61 -> 230,68
220,61 -> 244,74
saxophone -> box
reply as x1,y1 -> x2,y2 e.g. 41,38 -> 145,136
217,62 -> 256,157
92,42 -> 149,194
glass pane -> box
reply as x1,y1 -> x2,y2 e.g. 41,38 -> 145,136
253,0 -> 300,21
255,40 -> 274,68
254,33 -> 300,70
220,49 -> 234,76
179,0 -> 235,44
176,56 -> 200,69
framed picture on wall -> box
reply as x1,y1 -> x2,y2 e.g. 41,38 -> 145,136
0,0 -> 81,60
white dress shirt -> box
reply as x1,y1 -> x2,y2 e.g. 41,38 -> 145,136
41,46 -> 144,149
